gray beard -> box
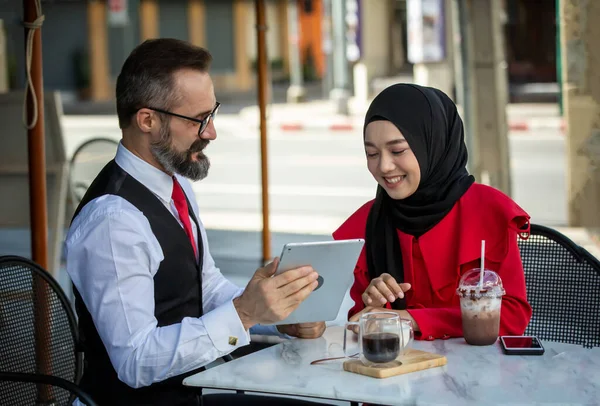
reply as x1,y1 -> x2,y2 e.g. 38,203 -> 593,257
150,126 -> 210,182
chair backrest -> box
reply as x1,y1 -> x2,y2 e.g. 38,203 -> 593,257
0,255 -> 81,405
518,224 -> 600,348
68,137 -> 119,210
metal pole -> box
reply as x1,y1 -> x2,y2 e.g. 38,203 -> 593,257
330,0 -> 349,115
451,0 -> 463,104
286,0 -> 305,102
24,0 -> 47,270
23,1 -> 51,403
255,0 -> 271,263
555,0 -> 562,115
468,0 -> 510,194
321,0 -> 334,98
456,0 -> 476,177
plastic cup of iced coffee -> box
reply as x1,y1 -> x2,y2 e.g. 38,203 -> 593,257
456,268 -> 505,346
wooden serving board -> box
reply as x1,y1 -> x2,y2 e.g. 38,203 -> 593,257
343,349 -> 447,379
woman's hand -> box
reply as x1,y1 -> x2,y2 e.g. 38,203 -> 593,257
362,273 -> 411,306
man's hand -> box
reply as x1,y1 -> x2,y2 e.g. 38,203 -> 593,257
362,273 -> 411,306
233,258 -> 319,330
276,322 -> 326,339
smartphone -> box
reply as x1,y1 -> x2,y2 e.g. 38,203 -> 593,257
500,335 -> 545,355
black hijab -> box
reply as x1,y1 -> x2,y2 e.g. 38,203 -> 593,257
364,84 -> 474,310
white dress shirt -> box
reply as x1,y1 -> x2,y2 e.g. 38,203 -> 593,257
65,143 -> 280,393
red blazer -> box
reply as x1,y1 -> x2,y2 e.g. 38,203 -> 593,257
333,183 -> 532,341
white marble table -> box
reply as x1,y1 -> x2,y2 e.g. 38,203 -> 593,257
184,326 -> 600,405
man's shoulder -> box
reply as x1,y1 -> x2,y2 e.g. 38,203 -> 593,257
65,193 -> 164,279
68,195 -> 145,240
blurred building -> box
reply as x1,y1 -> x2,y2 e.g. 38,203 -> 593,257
0,0 -> 302,101
0,0 -> 559,103
503,0 -> 557,84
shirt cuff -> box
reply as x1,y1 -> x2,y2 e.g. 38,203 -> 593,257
203,300 -> 251,351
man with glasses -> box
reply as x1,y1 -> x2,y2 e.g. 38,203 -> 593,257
65,38 -> 326,406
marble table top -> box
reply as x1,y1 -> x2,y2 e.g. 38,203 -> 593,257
184,326 -> 600,405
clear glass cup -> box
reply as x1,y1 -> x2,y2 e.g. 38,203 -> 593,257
343,312 -> 414,366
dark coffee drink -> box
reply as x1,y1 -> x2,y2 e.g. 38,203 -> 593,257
362,332 -> 400,363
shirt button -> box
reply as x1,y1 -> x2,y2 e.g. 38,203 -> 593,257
425,335 -> 435,341
228,336 -> 238,346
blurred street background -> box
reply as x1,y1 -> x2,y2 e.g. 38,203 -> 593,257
0,0 -> 598,302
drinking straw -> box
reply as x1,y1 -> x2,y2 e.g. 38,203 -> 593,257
479,240 -> 485,288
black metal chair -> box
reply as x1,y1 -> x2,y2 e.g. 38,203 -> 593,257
0,255 -> 96,405
0,256 -> 326,405
518,224 -> 600,348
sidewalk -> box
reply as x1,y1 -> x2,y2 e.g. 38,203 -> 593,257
238,99 -> 565,133
62,78 -> 564,133
61,100 -> 564,135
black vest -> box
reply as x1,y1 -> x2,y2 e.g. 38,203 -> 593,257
72,160 -> 204,406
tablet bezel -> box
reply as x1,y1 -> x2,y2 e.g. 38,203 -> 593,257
268,238 -> 365,326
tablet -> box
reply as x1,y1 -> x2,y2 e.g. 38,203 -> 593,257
268,238 -> 365,326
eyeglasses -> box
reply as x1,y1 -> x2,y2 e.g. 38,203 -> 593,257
147,102 -> 221,136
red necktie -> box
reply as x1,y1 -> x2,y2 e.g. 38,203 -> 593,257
171,177 -> 198,258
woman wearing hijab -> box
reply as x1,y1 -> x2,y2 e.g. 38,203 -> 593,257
333,84 -> 532,340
